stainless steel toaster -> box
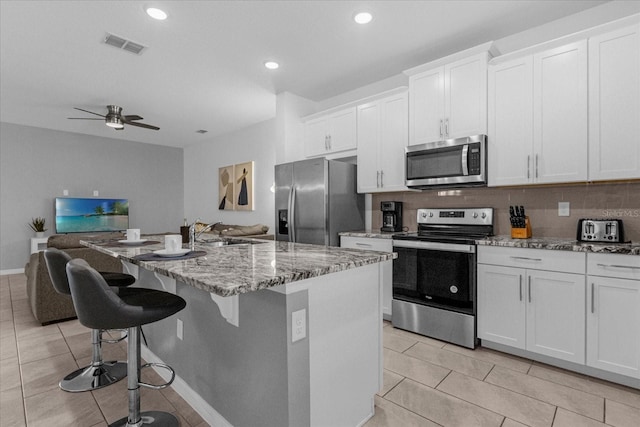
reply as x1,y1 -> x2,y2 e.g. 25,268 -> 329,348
577,219 -> 624,242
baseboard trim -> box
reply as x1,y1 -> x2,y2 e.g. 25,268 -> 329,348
1,268 -> 25,276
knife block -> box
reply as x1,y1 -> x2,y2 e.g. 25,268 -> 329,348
511,216 -> 532,239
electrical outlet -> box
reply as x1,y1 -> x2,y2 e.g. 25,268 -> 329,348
558,202 -> 570,217
177,319 -> 183,340
93,190 -> 99,197
291,309 -> 306,343
63,189 -> 69,196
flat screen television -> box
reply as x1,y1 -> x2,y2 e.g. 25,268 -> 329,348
55,197 -> 129,233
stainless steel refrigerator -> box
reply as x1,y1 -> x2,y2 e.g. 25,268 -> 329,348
275,158 -> 364,246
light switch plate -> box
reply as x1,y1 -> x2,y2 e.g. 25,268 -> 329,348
558,202 -> 570,217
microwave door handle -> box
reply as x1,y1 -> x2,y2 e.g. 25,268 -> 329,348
461,144 -> 469,176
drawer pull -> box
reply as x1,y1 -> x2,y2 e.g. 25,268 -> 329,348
596,263 -> 640,270
510,256 -> 543,262
355,243 -> 372,248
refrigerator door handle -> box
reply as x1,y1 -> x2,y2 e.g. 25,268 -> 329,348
289,187 -> 297,242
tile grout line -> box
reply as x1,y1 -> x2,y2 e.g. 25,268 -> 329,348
8,275 -> 28,426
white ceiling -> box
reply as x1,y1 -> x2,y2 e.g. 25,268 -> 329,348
0,0 -> 610,148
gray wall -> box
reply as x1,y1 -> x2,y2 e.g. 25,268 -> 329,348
183,118 -> 276,230
0,122 -> 184,270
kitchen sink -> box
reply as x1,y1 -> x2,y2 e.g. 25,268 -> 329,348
199,238 -> 265,247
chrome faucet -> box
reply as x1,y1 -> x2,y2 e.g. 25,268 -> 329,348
189,219 -> 222,250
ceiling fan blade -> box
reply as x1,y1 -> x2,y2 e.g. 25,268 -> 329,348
126,121 -> 160,131
67,117 -> 104,120
73,107 -> 105,118
123,115 -> 144,121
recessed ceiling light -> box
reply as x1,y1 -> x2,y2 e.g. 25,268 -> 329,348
354,12 -> 373,25
146,7 -> 167,20
264,61 -> 279,70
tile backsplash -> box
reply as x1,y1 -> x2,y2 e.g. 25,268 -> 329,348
371,181 -> 640,242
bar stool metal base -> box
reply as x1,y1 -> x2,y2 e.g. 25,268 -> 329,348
109,411 -> 179,427
60,361 -> 127,392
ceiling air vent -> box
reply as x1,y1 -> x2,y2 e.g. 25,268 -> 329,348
103,33 -> 147,55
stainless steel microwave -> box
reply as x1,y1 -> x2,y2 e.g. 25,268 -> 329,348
405,134 -> 487,189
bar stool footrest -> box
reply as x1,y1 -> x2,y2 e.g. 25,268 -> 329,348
101,328 -> 128,344
139,363 -> 175,390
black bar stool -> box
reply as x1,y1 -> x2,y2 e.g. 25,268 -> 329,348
44,248 -> 136,392
67,259 -> 186,427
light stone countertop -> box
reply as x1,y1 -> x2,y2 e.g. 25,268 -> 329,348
81,236 -> 395,297
477,236 -> 640,255
340,232 -> 640,255
339,230 -> 410,239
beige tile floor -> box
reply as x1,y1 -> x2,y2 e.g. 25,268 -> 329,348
365,323 -> 640,427
2,272 -> 639,427
0,273 -> 206,427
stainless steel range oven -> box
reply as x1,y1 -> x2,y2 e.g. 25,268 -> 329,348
392,208 -> 494,348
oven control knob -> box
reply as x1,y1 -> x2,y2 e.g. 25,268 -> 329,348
421,212 -> 427,218
472,212 -> 478,218
429,212 -> 433,217
481,212 -> 486,219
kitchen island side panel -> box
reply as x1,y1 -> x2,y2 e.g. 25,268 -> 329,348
137,268 -> 310,427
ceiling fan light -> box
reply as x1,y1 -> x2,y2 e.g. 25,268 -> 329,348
105,117 -> 124,129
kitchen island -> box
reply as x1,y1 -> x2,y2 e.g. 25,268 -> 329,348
82,236 -> 394,427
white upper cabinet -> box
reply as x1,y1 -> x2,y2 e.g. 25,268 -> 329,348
533,41 -> 588,184
488,41 -> 588,186
303,107 -> 357,158
588,24 -> 640,181
357,91 -> 408,193
488,56 -> 534,186
409,50 -> 490,146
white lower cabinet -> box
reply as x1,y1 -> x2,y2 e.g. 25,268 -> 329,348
340,236 -> 393,319
586,253 -> 640,378
478,247 -> 586,364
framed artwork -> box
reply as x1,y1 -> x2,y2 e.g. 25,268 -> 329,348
234,161 -> 254,211
218,165 -> 235,210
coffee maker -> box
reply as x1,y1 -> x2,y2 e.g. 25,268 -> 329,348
381,201 -> 403,232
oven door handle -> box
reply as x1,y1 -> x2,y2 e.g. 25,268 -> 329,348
393,240 -> 475,253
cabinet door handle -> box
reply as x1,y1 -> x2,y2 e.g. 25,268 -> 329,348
376,171 -> 380,188
519,275 -> 523,301
527,155 -> 531,179
380,170 -> 384,187
596,263 -> 640,270
324,135 -> 328,150
445,118 -> 449,137
535,154 -> 539,179
528,276 -> 532,303
591,282 -> 595,314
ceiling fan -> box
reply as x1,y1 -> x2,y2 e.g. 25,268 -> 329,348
68,105 -> 160,131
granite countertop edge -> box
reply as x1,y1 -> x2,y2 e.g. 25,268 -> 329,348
477,236 -> 640,256
81,237 -> 395,297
